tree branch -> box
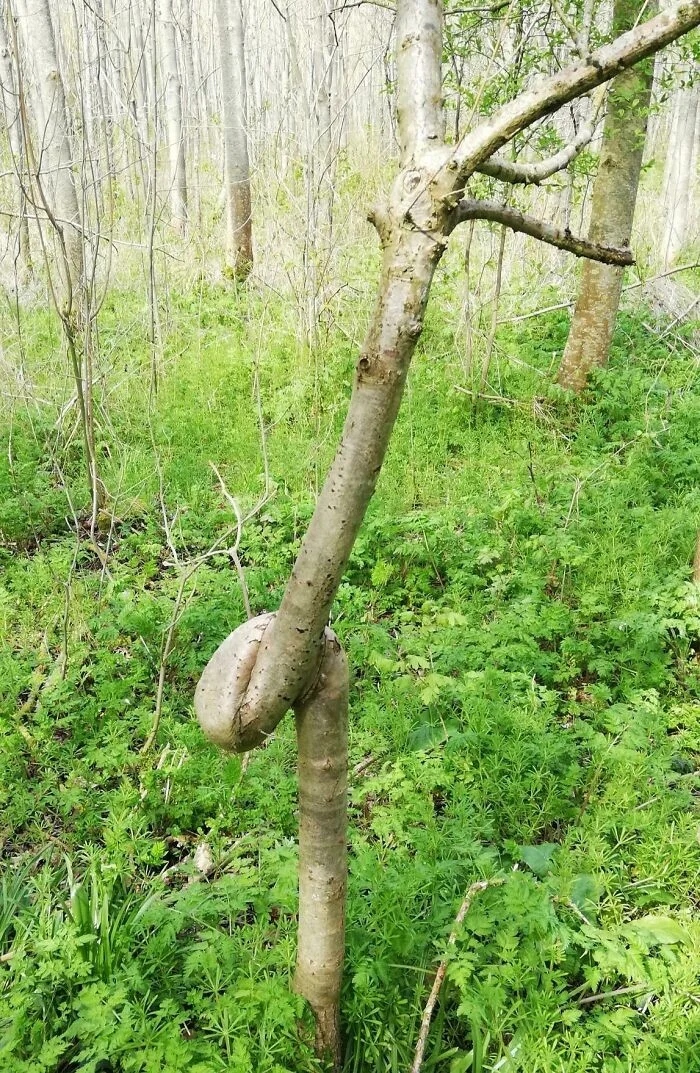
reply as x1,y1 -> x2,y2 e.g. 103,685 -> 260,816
476,101 -> 600,184
455,198 -> 635,264
453,0 -> 700,178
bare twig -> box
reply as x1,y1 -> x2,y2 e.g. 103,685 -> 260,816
411,877 -> 506,1073
577,983 -> 652,1006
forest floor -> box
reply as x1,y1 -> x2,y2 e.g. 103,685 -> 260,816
1,266 -> 700,1072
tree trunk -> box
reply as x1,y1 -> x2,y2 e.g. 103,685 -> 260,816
293,629 -> 348,1066
13,0 -> 106,523
557,0 -> 656,393
158,0 -> 187,233
215,0 -> 253,280
661,80 -> 699,268
0,2 -> 31,277
16,0 -> 84,298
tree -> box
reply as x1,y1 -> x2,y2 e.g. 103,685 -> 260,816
661,75 -> 699,267
195,0 -> 700,1063
0,1 -> 31,278
215,0 -> 253,280
557,0 -> 657,393
11,0 -> 106,524
158,0 -> 187,234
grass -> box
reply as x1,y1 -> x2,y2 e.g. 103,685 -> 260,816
1,251 -> 700,1072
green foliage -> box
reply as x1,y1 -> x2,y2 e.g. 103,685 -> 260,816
1,283 -> 700,1072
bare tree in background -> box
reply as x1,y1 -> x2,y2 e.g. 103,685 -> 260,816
11,0 -> 106,523
216,0 -> 253,280
662,74 -> 699,267
158,0 -> 187,233
195,0 -> 700,1063
0,2 -> 30,279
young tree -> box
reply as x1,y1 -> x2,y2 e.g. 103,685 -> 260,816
158,0 -> 187,233
0,1 -> 31,278
557,0 -> 657,393
11,0 -> 106,523
195,0 -> 700,1063
661,76 -> 699,267
215,0 -> 253,279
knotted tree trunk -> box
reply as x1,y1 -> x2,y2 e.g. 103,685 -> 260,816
194,0 -> 700,1064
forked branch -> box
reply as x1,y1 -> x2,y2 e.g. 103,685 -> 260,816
453,0 -> 700,178
455,198 -> 635,265
476,103 -> 599,185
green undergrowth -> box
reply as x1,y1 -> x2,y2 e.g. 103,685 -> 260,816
1,286 -> 700,1072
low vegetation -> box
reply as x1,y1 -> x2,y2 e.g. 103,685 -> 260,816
1,278 -> 700,1071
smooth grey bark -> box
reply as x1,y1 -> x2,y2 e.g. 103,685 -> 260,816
15,0 -> 83,298
558,0 -> 656,393
215,0 -> 253,279
158,0 -> 187,233
662,80 -> 699,267
0,2 -> 30,275
12,0 -> 105,522
195,0 -> 700,1062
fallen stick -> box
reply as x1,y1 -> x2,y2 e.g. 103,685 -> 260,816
411,876 -> 506,1073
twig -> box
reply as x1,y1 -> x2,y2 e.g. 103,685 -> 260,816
411,877 -> 506,1073
351,754 -> 378,778
577,983 -> 652,1007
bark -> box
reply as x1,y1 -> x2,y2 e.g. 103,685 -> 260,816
0,2 -> 30,275
15,0 -> 83,301
293,630 -> 348,1066
158,0 -> 187,233
215,0 -> 253,279
477,100 -> 599,185
558,0 -> 656,393
661,80 -> 699,268
196,615 -> 349,1066
12,0 -> 106,523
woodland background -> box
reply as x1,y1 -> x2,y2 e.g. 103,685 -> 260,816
1,1 -> 700,1070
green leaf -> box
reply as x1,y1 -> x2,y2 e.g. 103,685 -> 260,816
624,915 -> 687,946
570,873 -> 599,913
519,843 -> 556,876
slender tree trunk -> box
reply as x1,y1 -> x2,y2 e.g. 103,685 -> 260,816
215,0 -> 253,279
17,0 -> 84,298
158,0 -> 187,233
294,630 -> 348,1066
661,80 -> 699,267
0,2 -> 31,277
13,0 -> 105,522
557,0 -> 656,393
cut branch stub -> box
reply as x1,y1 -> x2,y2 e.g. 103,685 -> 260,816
195,611 -> 278,751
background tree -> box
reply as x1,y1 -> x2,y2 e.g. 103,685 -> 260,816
661,73 -> 700,267
215,0 -> 253,280
557,0 -> 657,394
158,0 -> 187,234
0,2 -> 30,279
11,0 -> 106,524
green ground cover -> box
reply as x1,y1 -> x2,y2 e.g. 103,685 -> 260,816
1,280 -> 700,1072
